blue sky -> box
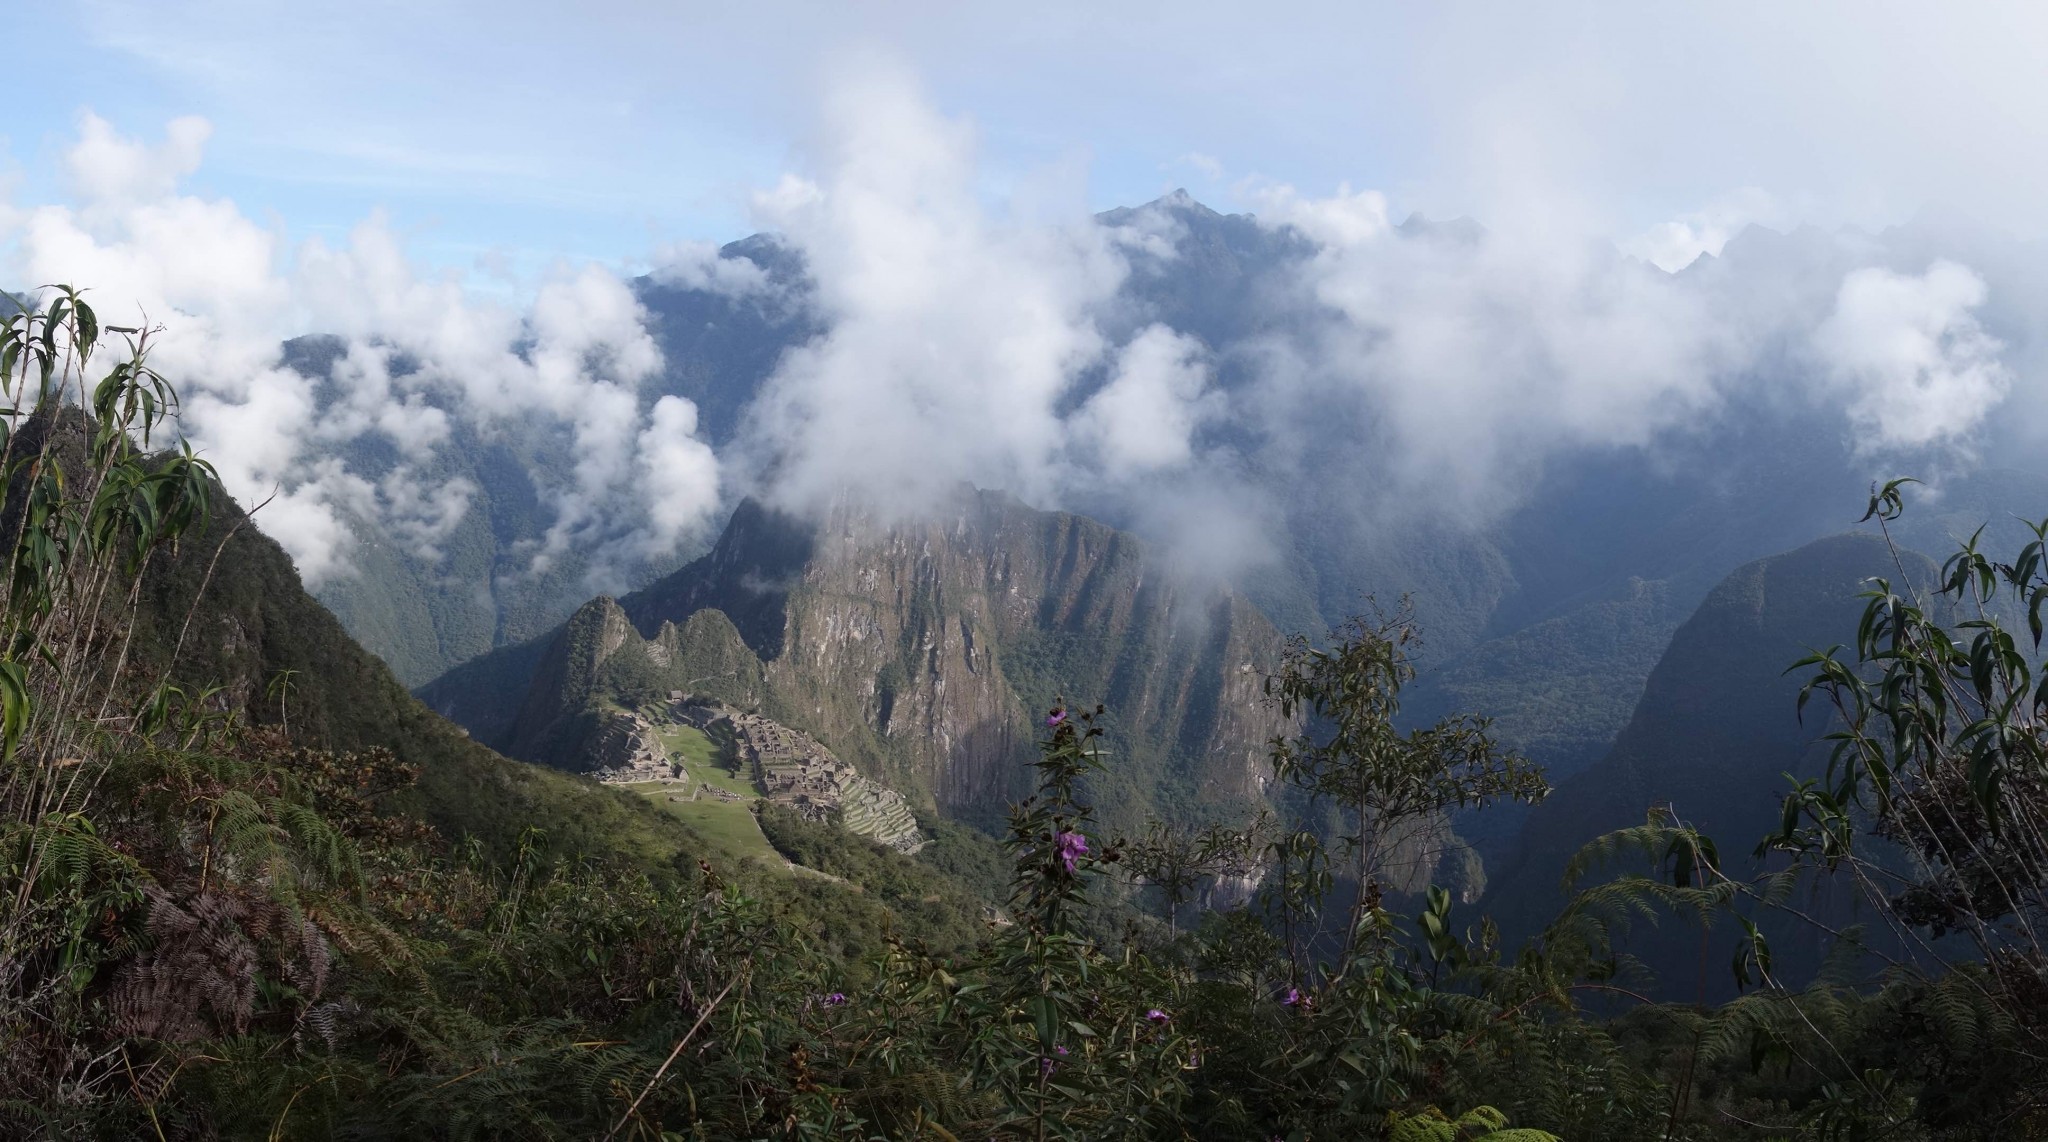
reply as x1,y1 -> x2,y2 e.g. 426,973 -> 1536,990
16,0 -> 2048,283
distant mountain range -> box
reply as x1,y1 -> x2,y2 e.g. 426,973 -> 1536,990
276,192 -> 2048,914
288,236 -> 817,687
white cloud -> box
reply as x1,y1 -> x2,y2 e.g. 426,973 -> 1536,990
1,113 -> 720,587
63,112 -> 210,212
525,380 -> 640,577
251,483 -> 361,586
649,239 -> 774,297
315,342 -> 452,460
718,67 -> 1267,580
1622,188 -> 1787,273
294,458 -> 476,570
736,63 -> 1127,515
632,395 -> 722,559
721,71 -> 2037,576
1104,203 -> 1184,261
9,77 -> 2041,613
1813,260 -> 2012,452
1073,325 -> 1217,480
1248,184 -> 1735,514
1245,181 -> 1392,248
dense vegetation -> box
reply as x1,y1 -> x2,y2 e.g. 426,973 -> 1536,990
2,291 -> 2042,1137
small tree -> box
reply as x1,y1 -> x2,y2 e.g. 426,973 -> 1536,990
947,702 -> 1196,1141
1779,479 -> 2048,952
1267,607 -> 1548,965
1124,812 -> 1269,939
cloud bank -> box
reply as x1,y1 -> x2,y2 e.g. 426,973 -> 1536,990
1814,261 -> 2012,453
5,71 -> 2042,604
723,70 -> 2037,571
734,66 -> 1128,515
1,113 -> 723,587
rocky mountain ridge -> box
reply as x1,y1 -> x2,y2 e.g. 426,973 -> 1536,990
421,488 -> 1294,836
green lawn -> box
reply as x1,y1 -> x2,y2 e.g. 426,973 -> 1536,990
622,780 -> 780,865
642,718 -> 757,796
614,713 -> 784,868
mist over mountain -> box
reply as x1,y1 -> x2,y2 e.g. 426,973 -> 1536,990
10,88 -> 2048,706
268,184 -> 2043,695
12,45 -> 2048,961
295,241 -> 819,684
271,197 -> 2041,865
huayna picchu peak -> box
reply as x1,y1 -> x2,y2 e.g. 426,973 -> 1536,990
421,488 -> 1295,842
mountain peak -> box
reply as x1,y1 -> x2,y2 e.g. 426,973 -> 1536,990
1097,188 -> 1233,229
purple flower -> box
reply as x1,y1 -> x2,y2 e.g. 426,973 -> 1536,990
823,992 -> 848,1007
1046,708 -> 1066,727
1055,831 -> 1089,873
1281,987 -> 1300,1007
1146,1008 -> 1170,1024
1055,1045 -> 1068,1056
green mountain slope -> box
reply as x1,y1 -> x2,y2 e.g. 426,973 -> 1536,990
1407,576 -> 1687,866
132,476 -> 732,870
1410,577 -> 1684,780
97,435 -> 1001,956
1479,532 -> 1938,989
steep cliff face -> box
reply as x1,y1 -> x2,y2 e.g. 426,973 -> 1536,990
733,493 -> 1287,817
508,595 -> 638,765
421,491 -> 1292,830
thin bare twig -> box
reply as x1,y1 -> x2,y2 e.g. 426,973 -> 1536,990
602,967 -> 746,1142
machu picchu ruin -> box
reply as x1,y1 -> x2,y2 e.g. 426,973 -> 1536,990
589,711 -> 682,781
591,698 -> 926,855
724,709 -> 925,854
